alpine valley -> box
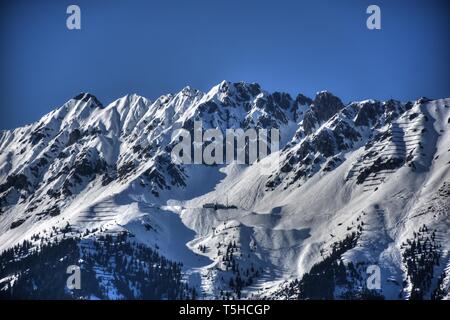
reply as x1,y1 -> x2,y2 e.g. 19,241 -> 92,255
1,81 -> 449,300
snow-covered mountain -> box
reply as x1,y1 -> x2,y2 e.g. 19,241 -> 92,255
1,81 -> 449,299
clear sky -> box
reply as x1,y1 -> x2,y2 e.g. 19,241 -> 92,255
0,0 -> 449,129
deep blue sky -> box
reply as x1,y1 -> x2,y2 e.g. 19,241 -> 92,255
1,0 -> 449,129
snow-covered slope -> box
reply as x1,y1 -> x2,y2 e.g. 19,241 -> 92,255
0,83 -> 449,300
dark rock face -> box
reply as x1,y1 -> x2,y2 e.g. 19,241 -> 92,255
355,101 -> 382,127
323,156 -> 343,172
46,188 -> 61,199
303,92 -> 344,134
198,101 -> 219,114
62,180 -> 74,196
296,140 -> 313,159
253,96 -> 289,125
0,174 -> 29,193
384,99 -> 403,123
73,158 -> 106,178
166,163 -> 186,188
30,130 -> 45,145
356,157 -> 404,184
155,155 -> 186,188
246,83 -> 262,96
302,112 -> 318,135
117,161 -> 136,179
311,92 -> 344,123
313,129 -> 336,157
333,121 -> 361,150
295,94 -> 313,107
143,168 -> 166,197
404,101 -> 414,111
139,153 -> 187,194
67,129 -> 82,146
101,174 -> 114,186
233,82 -> 251,101
271,92 -> 292,110
10,218 -> 26,229
223,82 -> 262,102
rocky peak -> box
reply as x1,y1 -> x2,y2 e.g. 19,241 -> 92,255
311,91 -> 344,122
72,92 -> 103,108
301,91 -> 344,135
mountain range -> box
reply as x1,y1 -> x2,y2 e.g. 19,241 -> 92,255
0,81 -> 449,299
